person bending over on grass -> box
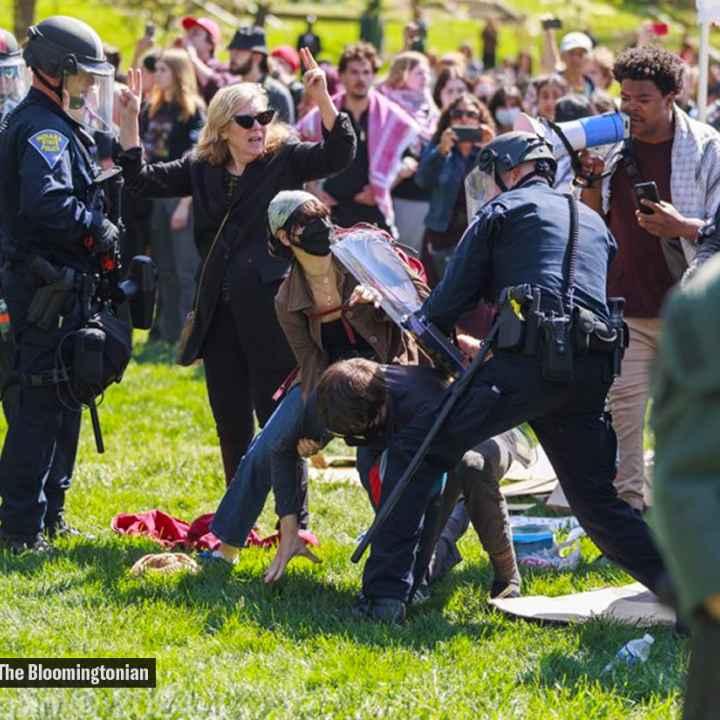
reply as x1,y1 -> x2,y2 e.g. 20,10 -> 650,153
206,191 -> 427,581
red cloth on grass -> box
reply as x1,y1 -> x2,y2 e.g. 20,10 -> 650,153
111,510 -> 318,550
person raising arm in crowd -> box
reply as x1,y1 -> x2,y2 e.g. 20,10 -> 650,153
115,48 -> 356,491
298,43 -> 420,236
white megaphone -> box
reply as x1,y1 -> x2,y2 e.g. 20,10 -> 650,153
514,111 -> 630,158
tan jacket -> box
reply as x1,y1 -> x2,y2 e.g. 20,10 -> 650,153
274,258 -> 428,394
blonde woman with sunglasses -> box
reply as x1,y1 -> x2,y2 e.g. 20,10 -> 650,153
117,48 -> 356,491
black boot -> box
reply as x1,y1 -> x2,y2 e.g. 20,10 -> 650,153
0,531 -> 53,555
45,517 -> 95,541
352,593 -> 407,624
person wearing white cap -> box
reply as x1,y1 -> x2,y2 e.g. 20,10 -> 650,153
541,23 -> 596,98
558,32 -> 595,97
208,190 -> 428,580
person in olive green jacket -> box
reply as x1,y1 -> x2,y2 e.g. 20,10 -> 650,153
652,252 -> 720,720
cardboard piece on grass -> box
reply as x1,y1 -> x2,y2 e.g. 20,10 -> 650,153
491,582 -> 675,626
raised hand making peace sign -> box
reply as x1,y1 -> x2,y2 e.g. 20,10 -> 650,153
117,67 -> 143,150
300,47 -> 328,105
299,46 -> 339,132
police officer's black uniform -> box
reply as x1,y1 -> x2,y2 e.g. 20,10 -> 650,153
360,133 -> 666,611
0,17 -> 118,551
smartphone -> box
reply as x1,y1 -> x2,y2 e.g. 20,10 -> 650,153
633,181 -> 661,214
542,18 -> 563,31
145,23 -> 156,39
453,126 -> 483,144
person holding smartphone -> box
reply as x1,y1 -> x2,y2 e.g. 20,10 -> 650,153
416,93 -> 495,288
578,46 -> 720,512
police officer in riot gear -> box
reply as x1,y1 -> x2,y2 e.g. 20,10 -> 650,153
318,132 -> 667,622
0,28 -> 30,423
0,28 -> 29,121
0,16 -> 117,552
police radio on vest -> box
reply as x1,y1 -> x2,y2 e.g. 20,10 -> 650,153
514,111 -> 630,159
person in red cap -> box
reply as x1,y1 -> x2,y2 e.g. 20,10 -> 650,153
180,16 -> 233,104
271,46 -> 304,119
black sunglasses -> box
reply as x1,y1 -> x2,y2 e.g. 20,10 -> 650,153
233,110 -> 276,129
450,108 -> 481,120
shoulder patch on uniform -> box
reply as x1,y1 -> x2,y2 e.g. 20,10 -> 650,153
28,129 -> 70,169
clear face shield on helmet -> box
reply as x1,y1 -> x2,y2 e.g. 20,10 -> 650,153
63,64 -> 115,136
0,55 -> 29,119
464,164 -> 501,219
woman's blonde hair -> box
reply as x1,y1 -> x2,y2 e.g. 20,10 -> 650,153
385,51 -> 428,89
193,82 -> 293,166
148,48 -> 204,122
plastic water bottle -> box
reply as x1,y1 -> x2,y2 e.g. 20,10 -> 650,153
603,633 -> 655,673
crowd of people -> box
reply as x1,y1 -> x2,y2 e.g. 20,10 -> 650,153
1,10 -> 720,717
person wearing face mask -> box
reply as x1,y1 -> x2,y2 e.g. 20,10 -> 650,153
487,86 -> 523,134
0,16 -> 119,552
206,190 -> 429,581
116,49 -> 356,493
315,132 -> 667,623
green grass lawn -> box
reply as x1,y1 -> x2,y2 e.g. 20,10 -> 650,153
0,335 -> 685,718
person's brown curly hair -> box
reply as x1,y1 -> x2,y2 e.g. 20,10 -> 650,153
338,42 -> 382,75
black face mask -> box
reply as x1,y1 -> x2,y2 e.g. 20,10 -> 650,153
296,218 -> 334,256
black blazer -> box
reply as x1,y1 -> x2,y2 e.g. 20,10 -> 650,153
118,112 -> 357,363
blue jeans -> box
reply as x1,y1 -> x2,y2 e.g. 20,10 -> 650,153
211,385 -> 325,547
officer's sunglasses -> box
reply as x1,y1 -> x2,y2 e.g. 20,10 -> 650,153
233,110 -> 276,129
450,108 -> 481,120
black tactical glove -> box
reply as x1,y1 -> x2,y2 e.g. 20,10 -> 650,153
90,218 -> 120,255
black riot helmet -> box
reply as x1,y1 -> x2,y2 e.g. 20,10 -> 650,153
24,16 -> 113,78
465,131 -> 557,216
23,16 -> 115,133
